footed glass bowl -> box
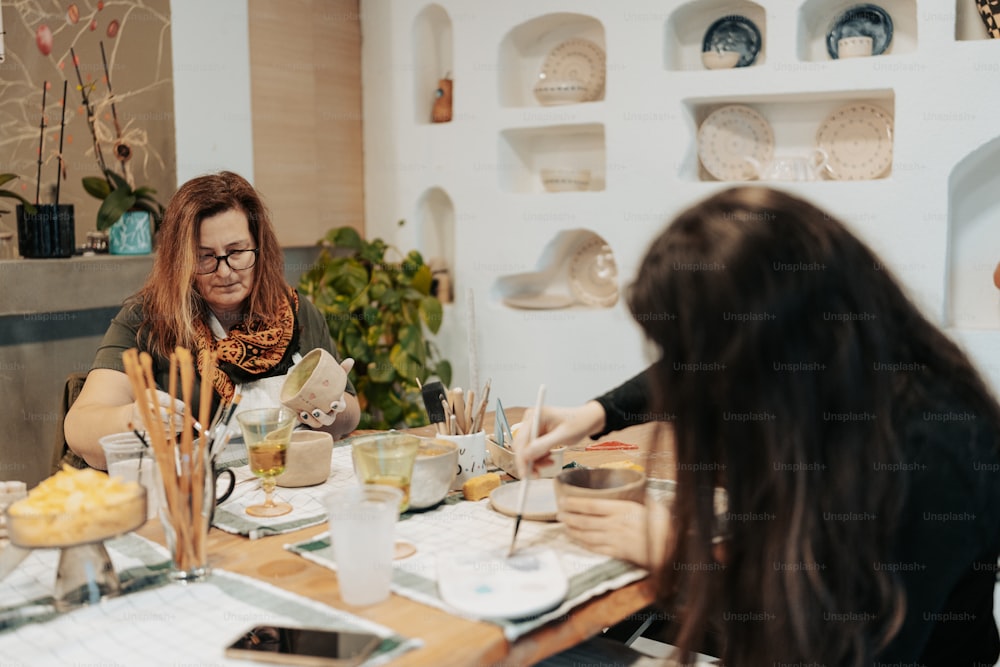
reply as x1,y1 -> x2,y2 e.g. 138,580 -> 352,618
6,486 -> 146,611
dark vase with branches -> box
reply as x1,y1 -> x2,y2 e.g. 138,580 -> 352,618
298,226 -> 452,429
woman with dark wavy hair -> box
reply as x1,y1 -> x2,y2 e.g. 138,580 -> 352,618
521,187 -> 1000,665
65,171 -> 360,468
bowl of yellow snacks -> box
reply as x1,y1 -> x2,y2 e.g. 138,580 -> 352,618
6,466 -> 146,549
4,467 -> 147,611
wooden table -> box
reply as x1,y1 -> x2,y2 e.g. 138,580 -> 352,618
139,416 -> 671,666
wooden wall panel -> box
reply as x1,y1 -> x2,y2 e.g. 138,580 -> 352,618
248,0 -> 364,246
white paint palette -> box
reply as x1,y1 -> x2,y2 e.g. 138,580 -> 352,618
436,547 -> 568,619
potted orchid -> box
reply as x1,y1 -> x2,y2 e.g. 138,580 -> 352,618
82,169 -> 164,254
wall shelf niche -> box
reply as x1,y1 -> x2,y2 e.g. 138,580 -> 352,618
413,4 -> 453,124
498,123 -> 606,193
946,135 -> 1000,329
798,0 -> 916,62
665,0 -> 766,71
415,186 -> 456,304
684,89 -> 895,182
498,13 -> 605,108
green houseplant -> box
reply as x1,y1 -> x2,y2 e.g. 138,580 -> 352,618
298,225 -> 452,429
82,169 -> 164,255
82,169 -> 164,233
0,174 -> 36,258
0,173 -> 37,217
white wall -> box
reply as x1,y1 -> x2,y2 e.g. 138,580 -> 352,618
360,0 -> 1000,408
169,0 -> 255,185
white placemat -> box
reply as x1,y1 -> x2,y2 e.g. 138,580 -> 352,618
0,532 -> 171,625
0,551 -> 419,666
212,438 -> 359,539
286,491 -> 652,642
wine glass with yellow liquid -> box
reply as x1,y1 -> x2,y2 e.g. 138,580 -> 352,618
236,407 -> 297,517
350,433 -> 421,512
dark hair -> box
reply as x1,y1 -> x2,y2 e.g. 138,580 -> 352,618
628,186 -> 1000,665
135,171 -> 288,357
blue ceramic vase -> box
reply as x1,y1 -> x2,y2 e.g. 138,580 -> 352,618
108,210 -> 152,255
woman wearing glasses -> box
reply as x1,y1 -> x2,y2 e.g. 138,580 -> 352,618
65,171 -> 360,469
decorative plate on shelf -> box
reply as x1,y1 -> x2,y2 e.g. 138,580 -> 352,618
502,293 -> 575,310
697,105 -> 775,182
815,103 -> 894,181
702,14 -> 762,67
568,237 -> 619,308
826,4 -> 893,59
540,38 -> 606,101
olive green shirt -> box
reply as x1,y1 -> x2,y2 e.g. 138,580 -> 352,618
91,290 -> 355,415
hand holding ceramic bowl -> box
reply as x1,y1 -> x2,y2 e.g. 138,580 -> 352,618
280,348 -> 355,428
553,467 -> 646,511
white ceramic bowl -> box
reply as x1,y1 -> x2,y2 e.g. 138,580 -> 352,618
837,36 -> 873,59
410,438 -> 459,509
540,168 -> 591,193
275,430 -> 334,487
533,78 -> 589,106
701,50 -> 741,70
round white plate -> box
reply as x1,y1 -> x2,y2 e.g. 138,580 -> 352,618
697,105 -> 775,181
568,237 -> 619,308
437,547 -> 568,620
502,293 -> 575,310
815,103 -> 893,180
540,38 -> 606,102
489,478 -> 558,521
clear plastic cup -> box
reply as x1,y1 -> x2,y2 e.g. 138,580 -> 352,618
326,485 -> 403,606
99,432 -> 162,520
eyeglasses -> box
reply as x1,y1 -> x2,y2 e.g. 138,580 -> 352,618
195,248 -> 259,274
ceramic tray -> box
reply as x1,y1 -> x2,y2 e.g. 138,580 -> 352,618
489,479 -> 558,521
826,4 -> 893,59
702,14 -> 762,67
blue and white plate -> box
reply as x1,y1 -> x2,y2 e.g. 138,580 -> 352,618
702,15 -> 762,68
826,4 -> 893,59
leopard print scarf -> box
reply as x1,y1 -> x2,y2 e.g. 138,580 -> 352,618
193,290 -> 299,403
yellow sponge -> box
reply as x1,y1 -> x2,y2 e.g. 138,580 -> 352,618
598,460 -> 645,473
462,473 -> 501,501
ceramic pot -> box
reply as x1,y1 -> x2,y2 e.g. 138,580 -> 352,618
109,210 -> 152,255
16,204 -> 75,258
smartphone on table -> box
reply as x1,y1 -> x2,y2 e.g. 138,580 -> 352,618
224,625 -> 381,666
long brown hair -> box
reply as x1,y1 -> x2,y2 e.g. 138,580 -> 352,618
135,171 -> 288,358
629,187 -> 1000,665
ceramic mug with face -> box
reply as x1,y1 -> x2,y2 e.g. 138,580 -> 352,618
280,348 -> 355,428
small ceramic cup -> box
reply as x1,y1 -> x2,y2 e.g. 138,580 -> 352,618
837,36 -> 873,59
275,430 -> 334,487
701,50 -> 741,70
280,348 -> 353,428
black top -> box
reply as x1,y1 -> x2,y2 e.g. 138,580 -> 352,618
591,372 -> 1000,664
